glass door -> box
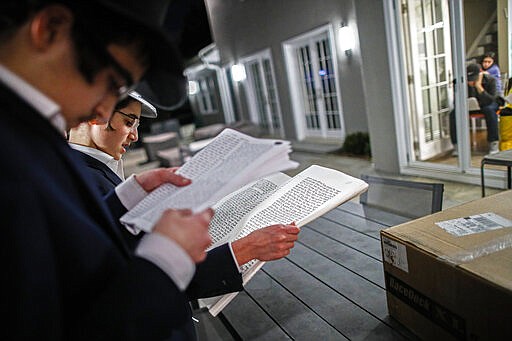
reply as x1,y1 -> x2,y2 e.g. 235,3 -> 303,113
243,50 -> 284,137
294,31 -> 343,138
388,0 -> 512,188
402,0 -> 454,161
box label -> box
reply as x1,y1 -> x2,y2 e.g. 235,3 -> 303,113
382,236 -> 409,273
386,272 -> 466,339
436,212 -> 512,236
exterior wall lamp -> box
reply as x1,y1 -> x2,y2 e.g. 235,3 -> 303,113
231,64 -> 247,82
338,24 -> 355,57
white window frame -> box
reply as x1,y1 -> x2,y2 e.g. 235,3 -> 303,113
282,23 -> 345,140
196,74 -> 218,115
239,48 -> 284,137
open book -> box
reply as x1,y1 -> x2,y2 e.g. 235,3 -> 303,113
121,128 -> 299,232
200,165 -> 368,316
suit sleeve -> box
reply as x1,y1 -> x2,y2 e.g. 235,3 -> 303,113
3,181 -> 191,340
104,188 -> 128,220
186,243 -> 243,299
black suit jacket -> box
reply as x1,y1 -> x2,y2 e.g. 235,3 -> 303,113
0,84 -> 242,340
74,151 -> 124,194
72,151 -> 143,250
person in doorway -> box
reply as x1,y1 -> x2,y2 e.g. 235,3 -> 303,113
0,1 -> 299,339
450,63 -> 499,155
481,51 -> 502,95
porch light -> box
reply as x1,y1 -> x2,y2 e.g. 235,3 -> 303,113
231,64 -> 247,82
188,80 -> 199,95
338,24 -> 355,56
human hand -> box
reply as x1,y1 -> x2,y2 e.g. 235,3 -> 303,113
153,208 -> 213,263
475,72 -> 484,87
232,223 -> 300,266
134,167 -> 190,192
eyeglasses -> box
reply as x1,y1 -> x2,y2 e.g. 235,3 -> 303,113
113,110 -> 140,132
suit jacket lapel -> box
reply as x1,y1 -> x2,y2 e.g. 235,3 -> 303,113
79,152 -> 123,187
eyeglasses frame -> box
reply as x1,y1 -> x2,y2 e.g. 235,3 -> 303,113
113,110 -> 140,133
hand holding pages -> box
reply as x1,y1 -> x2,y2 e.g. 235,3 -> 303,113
120,129 -> 299,232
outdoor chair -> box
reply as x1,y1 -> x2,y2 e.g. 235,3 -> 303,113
360,174 -> 444,219
468,97 -> 487,133
150,118 -> 181,137
193,123 -> 226,140
141,131 -> 179,164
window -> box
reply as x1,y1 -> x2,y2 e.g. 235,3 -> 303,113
196,75 -> 218,115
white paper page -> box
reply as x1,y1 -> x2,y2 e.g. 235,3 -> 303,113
120,129 -> 298,232
235,165 -> 367,274
208,173 -> 290,249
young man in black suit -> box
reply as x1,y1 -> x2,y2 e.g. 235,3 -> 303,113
0,1 -> 300,339
69,91 -> 157,194
69,91 -> 301,256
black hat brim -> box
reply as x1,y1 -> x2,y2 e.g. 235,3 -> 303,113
96,0 -> 187,110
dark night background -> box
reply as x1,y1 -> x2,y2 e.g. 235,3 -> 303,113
165,0 -> 212,62
139,0 -> 212,131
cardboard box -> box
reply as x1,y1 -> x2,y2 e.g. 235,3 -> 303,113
381,190 -> 512,340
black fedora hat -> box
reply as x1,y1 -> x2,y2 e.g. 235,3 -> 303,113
94,0 -> 187,110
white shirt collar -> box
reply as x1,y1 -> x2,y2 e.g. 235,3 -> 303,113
0,63 -> 66,133
69,143 -> 125,180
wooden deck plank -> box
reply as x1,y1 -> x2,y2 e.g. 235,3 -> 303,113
306,217 -> 383,260
337,201 -> 410,226
299,227 -> 385,288
222,290 -> 291,340
323,208 -> 388,240
262,258 -> 408,340
285,243 -> 389,320
208,201 -> 420,340
283,244 -> 416,339
243,270 -> 348,341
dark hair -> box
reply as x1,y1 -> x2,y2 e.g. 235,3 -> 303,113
107,96 -> 138,131
0,1 -> 150,83
0,1 -> 42,40
114,96 -> 137,111
484,51 -> 496,60
482,52 -> 498,68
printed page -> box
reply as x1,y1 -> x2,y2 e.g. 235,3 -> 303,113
236,165 -> 369,243
207,173 -> 291,249
204,165 -> 369,316
120,129 -> 298,232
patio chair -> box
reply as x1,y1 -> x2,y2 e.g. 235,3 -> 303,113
150,118 -> 181,137
141,131 -> 179,164
360,174 -> 444,219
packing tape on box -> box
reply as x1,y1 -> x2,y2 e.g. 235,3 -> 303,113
438,232 -> 512,265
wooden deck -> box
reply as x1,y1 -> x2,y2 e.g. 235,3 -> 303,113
194,201 -> 419,340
